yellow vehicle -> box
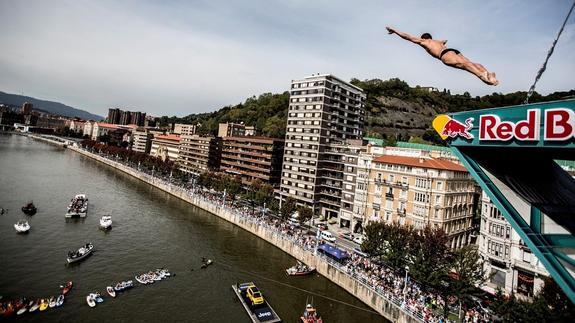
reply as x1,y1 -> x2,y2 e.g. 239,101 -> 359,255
246,284 -> 264,306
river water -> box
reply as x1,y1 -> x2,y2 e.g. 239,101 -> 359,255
0,134 -> 385,323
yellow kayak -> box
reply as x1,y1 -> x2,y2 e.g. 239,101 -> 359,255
39,299 -> 49,311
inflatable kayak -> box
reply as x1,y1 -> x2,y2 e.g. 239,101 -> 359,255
106,286 -> 116,298
56,295 -> 64,307
39,299 -> 48,311
49,296 -> 57,308
86,295 -> 96,308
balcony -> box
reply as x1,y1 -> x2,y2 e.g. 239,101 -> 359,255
397,208 -> 406,216
320,190 -> 342,197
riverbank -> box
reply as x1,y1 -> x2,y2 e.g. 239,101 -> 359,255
28,134 -> 422,323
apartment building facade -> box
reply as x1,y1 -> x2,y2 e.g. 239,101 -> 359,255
173,123 -> 197,136
150,134 -> 181,161
178,135 -> 222,175
366,155 -> 476,249
478,192 -> 549,298
279,74 -> 366,220
218,122 -> 255,138
132,128 -> 153,154
220,136 -> 284,186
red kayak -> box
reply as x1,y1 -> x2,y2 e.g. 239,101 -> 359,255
61,281 -> 73,296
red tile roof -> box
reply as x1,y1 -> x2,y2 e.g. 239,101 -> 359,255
373,155 -> 467,172
96,122 -> 120,129
155,134 -> 181,142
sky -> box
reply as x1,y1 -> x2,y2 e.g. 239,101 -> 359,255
0,0 -> 574,117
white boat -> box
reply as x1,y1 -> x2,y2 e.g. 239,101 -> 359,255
106,286 -> 116,298
14,220 -> 30,233
86,295 -> 96,308
66,194 -> 88,218
55,295 -> 64,307
99,216 -> 112,229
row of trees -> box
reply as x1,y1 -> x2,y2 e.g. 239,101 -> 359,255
362,221 -> 486,318
80,139 -> 180,177
362,221 -> 575,319
55,126 -> 85,139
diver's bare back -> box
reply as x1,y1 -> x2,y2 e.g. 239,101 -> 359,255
420,40 -> 446,59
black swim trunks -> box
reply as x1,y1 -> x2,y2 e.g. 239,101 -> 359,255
439,48 -> 460,59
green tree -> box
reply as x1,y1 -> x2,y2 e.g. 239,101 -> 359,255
410,226 -> 452,292
280,197 -> 297,220
262,115 -> 287,138
381,222 -> 417,270
297,206 -> 313,225
362,221 -> 387,257
450,245 -> 489,320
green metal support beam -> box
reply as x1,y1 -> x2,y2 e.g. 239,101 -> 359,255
451,147 -> 575,304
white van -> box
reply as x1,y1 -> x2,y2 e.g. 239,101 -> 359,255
320,230 -> 336,242
288,216 -> 300,227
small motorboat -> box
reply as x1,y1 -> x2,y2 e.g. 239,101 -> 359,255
48,296 -> 56,308
39,299 -> 48,311
61,281 -> 73,295
67,243 -> 94,263
14,220 -> 30,233
21,201 -> 37,215
106,286 -> 116,298
28,299 -> 40,312
114,280 -> 134,292
301,303 -> 323,323
86,295 -> 96,308
201,259 -> 213,269
55,295 -> 64,307
286,261 -> 316,276
16,305 -> 28,315
99,216 -> 112,230
94,294 -> 104,303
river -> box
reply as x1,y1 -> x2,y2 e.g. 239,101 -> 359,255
0,134 -> 385,322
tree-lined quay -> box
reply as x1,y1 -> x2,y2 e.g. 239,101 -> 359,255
71,137 -> 575,323
20,132 -> 572,323
72,142 -> 445,322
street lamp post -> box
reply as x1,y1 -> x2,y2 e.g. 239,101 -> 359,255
262,202 -> 266,217
403,265 -> 410,300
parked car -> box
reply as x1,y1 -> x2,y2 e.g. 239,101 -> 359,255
353,235 -> 365,245
288,216 -> 300,227
341,232 -> 354,241
320,230 -> 336,242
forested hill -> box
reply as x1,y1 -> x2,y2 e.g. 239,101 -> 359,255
0,91 -> 103,121
157,78 -> 575,141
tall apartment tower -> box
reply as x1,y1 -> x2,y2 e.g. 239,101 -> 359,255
279,74 -> 366,220
107,108 -> 121,124
21,102 -> 33,115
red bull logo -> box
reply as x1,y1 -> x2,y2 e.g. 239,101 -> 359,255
433,107 -> 574,142
433,115 -> 474,140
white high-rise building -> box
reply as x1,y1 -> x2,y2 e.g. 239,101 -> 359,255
279,74 -> 366,221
